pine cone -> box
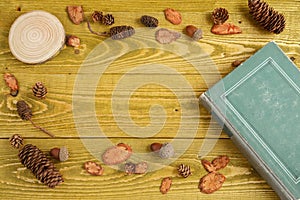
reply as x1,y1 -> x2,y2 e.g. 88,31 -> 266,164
248,0 -> 285,34
102,14 -> 114,25
17,100 -> 32,121
18,144 -> 64,188
212,8 -> 229,25
91,11 -> 103,22
9,134 -> 24,149
140,15 -> 159,28
109,26 -> 135,40
177,164 -> 192,178
32,82 -> 47,99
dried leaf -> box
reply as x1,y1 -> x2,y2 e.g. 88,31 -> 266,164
164,8 -> 182,25
84,161 -> 104,176
199,172 -> 226,194
201,159 -> 216,173
4,73 -> 19,96
102,143 -> 132,165
155,28 -> 181,44
212,155 -> 230,171
67,6 -> 84,25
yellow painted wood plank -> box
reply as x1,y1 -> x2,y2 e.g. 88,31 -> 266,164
0,138 -> 279,200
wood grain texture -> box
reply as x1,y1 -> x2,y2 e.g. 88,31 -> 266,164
1,0 -> 299,199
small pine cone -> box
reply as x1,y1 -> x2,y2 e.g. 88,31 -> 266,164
102,14 -> 114,25
9,134 -> 24,149
177,164 -> 192,178
17,100 -> 32,121
212,8 -> 229,25
248,0 -> 285,34
109,26 -> 135,40
140,15 -> 159,28
32,82 -> 47,99
92,11 -> 103,22
18,144 -> 63,188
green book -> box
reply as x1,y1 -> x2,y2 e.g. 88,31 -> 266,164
200,42 -> 300,200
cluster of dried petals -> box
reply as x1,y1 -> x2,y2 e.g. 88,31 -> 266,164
102,143 -> 132,165
124,161 -> 148,175
164,8 -> 182,25
84,161 -> 104,176
160,177 -> 172,194
66,35 -> 80,47
67,5 -> 84,25
199,155 -> 230,194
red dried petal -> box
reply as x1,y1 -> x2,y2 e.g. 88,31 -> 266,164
212,155 -> 230,171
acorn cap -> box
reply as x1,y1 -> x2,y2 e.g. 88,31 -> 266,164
59,146 -> 69,162
158,143 -> 175,159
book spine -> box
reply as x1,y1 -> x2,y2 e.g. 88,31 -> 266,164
200,93 -> 296,200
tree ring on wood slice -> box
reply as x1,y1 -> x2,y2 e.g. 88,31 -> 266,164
8,10 -> 65,64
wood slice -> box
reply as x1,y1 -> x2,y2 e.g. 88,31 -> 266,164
8,10 -> 65,64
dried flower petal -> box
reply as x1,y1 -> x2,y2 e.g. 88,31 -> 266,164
211,23 -> 242,35
67,5 -> 84,25
212,155 -> 230,171
102,143 -> 132,165
4,73 -> 19,97
84,161 -> 104,176
164,8 -> 182,25
199,172 -> 226,194
201,159 -> 216,173
155,28 -> 181,44
160,177 -> 172,194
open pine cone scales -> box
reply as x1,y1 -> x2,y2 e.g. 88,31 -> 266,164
32,82 -> 47,99
18,144 -> 63,188
212,8 -> 229,25
248,0 -> 285,34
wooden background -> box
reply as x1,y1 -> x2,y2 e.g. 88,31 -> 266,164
1,0 -> 299,199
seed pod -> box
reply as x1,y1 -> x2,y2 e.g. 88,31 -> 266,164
102,14 -> 114,25
32,82 -> 47,99
16,100 -> 55,137
87,21 -> 135,40
91,11 -> 103,22
9,134 -> 24,149
177,164 -> 192,178
185,25 -> 203,40
66,35 -> 81,47
140,15 -> 159,28
212,8 -> 229,25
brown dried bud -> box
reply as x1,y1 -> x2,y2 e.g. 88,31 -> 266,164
199,172 -> 226,194
232,60 -> 244,67
160,177 -> 172,194
212,8 -> 229,25
212,155 -> 230,171
67,5 -> 84,25
4,73 -> 19,97
66,35 -> 81,47
164,8 -> 182,25
185,25 -> 203,40
211,23 -> 242,35
201,159 -> 216,173
150,142 -> 162,152
84,161 -> 104,176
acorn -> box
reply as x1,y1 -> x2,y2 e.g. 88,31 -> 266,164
50,146 -> 69,162
185,25 -> 203,40
150,142 -> 163,152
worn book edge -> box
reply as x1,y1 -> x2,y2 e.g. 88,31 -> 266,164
200,90 -> 296,200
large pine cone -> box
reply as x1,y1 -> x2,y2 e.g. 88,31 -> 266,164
18,144 -> 64,188
212,8 -> 229,25
248,0 -> 285,34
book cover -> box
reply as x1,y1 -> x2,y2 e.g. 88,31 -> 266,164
200,42 -> 300,200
